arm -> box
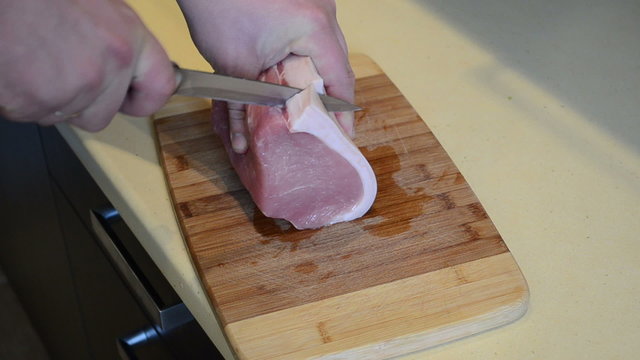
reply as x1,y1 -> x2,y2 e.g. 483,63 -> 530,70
0,0 -> 176,131
177,0 -> 355,153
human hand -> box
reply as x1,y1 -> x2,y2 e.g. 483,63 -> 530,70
177,0 -> 355,153
0,0 -> 176,131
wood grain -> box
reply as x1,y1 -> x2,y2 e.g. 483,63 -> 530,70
226,253 -> 527,360
154,54 -> 528,359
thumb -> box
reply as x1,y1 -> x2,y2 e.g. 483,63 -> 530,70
228,102 -> 249,153
211,61 -> 261,155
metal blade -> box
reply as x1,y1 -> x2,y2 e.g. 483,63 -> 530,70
318,94 -> 362,112
174,68 -> 361,112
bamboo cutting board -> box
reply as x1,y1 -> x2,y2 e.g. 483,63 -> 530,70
154,54 -> 528,360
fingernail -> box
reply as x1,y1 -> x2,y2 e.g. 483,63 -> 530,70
231,133 -> 248,154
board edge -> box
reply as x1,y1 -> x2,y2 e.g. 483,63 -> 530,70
224,252 -> 529,360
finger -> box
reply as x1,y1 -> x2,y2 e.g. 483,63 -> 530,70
218,61 -> 264,155
37,111 -> 79,127
330,31 -> 356,140
334,107 -> 355,138
228,102 -> 248,154
37,53 -> 133,131
333,18 -> 350,57
5,94 -> 63,125
119,33 -> 176,117
66,69 -> 132,132
8,60 -> 106,125
36,69 -> 111,127
294,33 -> 356,137
303,43 -> 354,103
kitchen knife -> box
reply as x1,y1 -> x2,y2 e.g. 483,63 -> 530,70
173,66 -> 361,112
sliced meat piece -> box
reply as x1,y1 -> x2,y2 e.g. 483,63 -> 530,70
213,55 -> 376,229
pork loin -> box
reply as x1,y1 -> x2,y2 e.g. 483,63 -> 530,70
212,56 -> 376,229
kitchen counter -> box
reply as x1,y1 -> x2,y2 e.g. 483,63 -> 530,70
57,1 -> 640,359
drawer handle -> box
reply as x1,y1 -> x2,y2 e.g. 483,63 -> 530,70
116,326 -> 173,360
90,207 -> 193,331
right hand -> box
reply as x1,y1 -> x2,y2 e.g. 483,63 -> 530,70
0,0 -> 176,131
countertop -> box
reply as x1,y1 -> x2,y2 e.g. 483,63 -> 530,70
57,1 -> 640,359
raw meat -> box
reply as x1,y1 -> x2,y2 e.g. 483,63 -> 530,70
212,56 -> 376,229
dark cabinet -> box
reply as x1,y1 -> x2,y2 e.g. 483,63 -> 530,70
50,184 -> 150,359
0,121 -> 91,359
0,120 -> 220,359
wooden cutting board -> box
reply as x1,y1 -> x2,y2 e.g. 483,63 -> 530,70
154,54 -> 528,360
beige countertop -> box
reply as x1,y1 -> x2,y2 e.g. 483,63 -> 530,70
57,1 -> 640,359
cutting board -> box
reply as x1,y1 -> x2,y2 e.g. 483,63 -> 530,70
154,54 -> 528,360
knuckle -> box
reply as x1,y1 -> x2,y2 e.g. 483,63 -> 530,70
105,32 -> 136,68
128,67 -> 176,116
299,3 -> 333,30
309,12 -> 331,30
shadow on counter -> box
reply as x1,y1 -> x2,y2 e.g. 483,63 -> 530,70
414,0 -> 640,156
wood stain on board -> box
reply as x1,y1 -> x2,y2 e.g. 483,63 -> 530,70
253,208 -> 320,252
358,145 -> 433,238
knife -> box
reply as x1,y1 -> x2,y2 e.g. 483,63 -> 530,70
173,66 -> 361,112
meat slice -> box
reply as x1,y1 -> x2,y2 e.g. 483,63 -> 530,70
213,56 -> 376,229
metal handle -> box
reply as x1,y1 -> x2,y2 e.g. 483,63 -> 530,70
116,326 -> 174,360
117,327 -> 159,360
90,207 -> 193,331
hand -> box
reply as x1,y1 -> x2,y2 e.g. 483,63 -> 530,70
0,0 -> 176,131
177,0 -> 355,153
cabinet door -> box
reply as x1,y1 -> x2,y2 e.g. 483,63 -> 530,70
51,183 -> 151,359
0,120 -> 91,359
39,126 -> 109,229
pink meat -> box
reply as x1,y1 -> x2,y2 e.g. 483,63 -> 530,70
212,56 -> 376,229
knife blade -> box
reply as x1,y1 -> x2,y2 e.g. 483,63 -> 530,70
174,67 -> 361,112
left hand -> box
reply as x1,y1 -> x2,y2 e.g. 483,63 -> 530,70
177,0 -> 355,153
